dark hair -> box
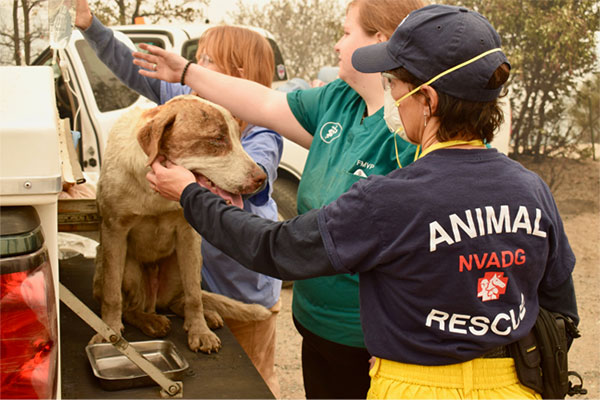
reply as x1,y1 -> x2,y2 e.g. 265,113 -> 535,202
389,64 -> 510,143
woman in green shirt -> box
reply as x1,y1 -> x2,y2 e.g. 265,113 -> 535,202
133,0 -> 424,397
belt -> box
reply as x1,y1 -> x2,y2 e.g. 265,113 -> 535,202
482,345 -> 510,358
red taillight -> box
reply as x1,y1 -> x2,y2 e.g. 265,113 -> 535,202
1,206 -> 58,399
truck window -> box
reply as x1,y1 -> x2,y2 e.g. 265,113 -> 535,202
128,37 -> 167,51
33,52 -> 74,121
75,40 -> 139,112
181,39 -> 198,63
267,38 -> 287,83
181,37 -> 287,83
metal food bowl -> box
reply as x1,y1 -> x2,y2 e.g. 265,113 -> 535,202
85,340 -> 189,391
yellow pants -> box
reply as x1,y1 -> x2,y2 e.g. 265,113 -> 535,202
368,357 -> 542,399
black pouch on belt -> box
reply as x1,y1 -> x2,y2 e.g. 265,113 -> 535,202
509,307 -> 587,399
509,330 -> 543,394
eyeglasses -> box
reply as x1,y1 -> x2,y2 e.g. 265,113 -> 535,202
381,72 -> 398,91
381,72 -> 424,107
197,53 -> 214,66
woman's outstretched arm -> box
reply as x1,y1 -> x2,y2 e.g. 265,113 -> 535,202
133,43 -> 313,149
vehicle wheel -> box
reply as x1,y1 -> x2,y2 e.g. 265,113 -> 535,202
272,177 -> 298,221
272,177 -> 298,289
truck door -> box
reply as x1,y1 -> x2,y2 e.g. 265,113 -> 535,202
33,31 -> 155,177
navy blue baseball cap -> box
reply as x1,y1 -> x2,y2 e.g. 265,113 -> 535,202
352,4 -> 510,102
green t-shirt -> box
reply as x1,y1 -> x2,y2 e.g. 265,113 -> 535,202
287,79 -> 417,347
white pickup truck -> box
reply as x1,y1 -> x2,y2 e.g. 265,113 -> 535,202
32,23 -> 308,220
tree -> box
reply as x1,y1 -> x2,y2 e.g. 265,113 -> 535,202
445,0 -> 599,158
569,73 -> 600,159
230,0 -> 344,81
0,0 -> 210,66
88,0 -> 209,26
0,0 -> 46,65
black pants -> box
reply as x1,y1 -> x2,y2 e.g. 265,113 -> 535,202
293,317 -> 371,399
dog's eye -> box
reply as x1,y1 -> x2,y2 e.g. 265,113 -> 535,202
209,138 -> 228,149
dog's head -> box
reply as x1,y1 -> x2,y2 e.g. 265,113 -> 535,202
136,95 -> 266,200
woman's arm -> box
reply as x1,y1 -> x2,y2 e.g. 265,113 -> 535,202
538,275 -> 579,325
75,0 -> 162,103
132,44 -> 314,149
146,159 -> 336,280
538,275 -> 579,348
181,184 -> 336,281
242,127 -> 283,207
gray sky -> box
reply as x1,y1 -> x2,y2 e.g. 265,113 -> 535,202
205,0 -> 261,23
0,0 -> 598,71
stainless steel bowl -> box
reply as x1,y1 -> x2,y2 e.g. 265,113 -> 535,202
85,340 -> 189,391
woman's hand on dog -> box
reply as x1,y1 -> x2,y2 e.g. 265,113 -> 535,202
133,43 -> 187,83
147,157 -> 195,202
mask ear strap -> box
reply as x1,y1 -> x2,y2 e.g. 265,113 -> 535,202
394,132 -> 403,168
395,84 -> 423,106
413,145 -> 421,161
394,48 -> 503,108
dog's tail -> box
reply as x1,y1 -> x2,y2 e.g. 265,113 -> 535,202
202,290 -> 272,322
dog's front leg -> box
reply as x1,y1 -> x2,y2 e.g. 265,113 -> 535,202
176,225 -> 221,353
89,219 -> 131,344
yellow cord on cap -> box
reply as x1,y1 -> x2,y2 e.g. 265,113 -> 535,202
393,48 -> 503,107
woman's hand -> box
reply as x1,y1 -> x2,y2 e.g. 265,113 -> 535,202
146,158 -> 196,202
133,43 -> 188,83
75,0 -> 93,30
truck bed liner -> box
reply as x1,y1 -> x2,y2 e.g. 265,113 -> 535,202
59,255 -> 273,399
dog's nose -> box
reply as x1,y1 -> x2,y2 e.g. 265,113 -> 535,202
253,168 -> 267,187
244,167 -> 267,194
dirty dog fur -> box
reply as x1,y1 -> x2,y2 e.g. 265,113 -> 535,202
90,95 -> 271,353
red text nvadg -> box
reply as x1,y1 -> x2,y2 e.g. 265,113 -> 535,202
459,249 -> 526,272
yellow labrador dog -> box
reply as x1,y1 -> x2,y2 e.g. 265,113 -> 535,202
90,95 -> 271,353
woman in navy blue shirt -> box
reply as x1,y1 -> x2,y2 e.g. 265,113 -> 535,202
143,4 -> 578,398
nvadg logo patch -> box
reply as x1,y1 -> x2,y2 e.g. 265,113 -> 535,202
319,122 -> 343,144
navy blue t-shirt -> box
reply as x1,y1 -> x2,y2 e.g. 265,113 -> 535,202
318,148 -> 575,365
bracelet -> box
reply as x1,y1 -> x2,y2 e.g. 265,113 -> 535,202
180,61 -> 192,86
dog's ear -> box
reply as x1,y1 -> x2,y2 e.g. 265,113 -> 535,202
137,106 -> 177,167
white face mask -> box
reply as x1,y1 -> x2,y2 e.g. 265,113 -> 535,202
383,83 -> 421,145
383,84 -> 408,142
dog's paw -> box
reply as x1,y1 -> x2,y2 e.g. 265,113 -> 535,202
88,320 -> 125,345
139,313 -> 171,337
88,333 -> 108,345
188,330 -> 222,354
204,309 -> 224,329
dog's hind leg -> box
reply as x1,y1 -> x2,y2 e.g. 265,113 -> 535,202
171,294 -> 224,330
201,304 -> 225,329
201,291 -> 272,322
